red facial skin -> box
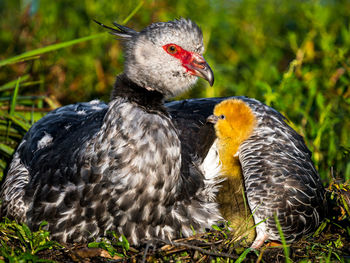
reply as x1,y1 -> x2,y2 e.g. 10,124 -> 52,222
162,43 -> 204,74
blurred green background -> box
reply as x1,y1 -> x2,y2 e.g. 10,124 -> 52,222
0,0 -> 349,183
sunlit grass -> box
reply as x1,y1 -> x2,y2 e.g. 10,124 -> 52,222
0,219 -> 61,262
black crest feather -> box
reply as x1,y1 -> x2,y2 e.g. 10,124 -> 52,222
93,19 -> 138,38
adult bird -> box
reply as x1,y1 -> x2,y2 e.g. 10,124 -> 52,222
172,97 -> 326,249
0,18 -> 222,245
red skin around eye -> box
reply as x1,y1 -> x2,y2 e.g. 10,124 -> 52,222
162,44 -> 195,74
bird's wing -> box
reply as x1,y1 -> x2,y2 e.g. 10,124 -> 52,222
166,98 -> 219,162
166,99 -> 217,197
239,102 -> 326,242
0,101 -> 108,220
17,101 -> 108,183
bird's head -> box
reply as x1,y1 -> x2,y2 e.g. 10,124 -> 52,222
94,18 -> 214,98
207,99 -> 257,146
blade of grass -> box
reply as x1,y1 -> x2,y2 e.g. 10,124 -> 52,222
0,131 -> 23,139
0,143 -> 15,156
0,33 -> 105,67
3,55 -> 41,65
31,105 -> 34,125
0,159 -> 7,169
274,214 -> 291,263
0,95 -> 48,102
9,78 -> 21,117
0,123 -> 25,134
325,248 -> 332,263
0,75 -> 30,92
313,219 -> 329,237
4,113 -> 31,131
235,248 -> 252,263
121,1 -> 144,25
19,80 -> 44,89
6,77 -> 20,141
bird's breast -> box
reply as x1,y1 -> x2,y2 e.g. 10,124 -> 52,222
86,99 -> 182,201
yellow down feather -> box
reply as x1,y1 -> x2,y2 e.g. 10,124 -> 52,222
213,99 -> 257,243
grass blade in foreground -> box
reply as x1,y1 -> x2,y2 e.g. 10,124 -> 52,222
5,77 -> 21,141
0,75 -> 29,92
121,1 -> 144,25
235,247 -> 252,263
274,213 -> 291,263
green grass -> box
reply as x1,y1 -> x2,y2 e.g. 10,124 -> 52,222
0,219 -> 60,262
0,33 -> 106,68
88,233 -> 130,258
274,214 -> 291,263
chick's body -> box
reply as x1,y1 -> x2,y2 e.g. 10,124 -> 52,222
209,100 -> 257,242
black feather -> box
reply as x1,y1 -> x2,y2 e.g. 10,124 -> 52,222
93,19 -> 137,38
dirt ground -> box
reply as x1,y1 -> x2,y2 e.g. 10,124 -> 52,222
33,222 -> 350,263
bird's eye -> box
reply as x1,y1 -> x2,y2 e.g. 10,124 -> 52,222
167,45 -> 178,54
219,114 -> 225,119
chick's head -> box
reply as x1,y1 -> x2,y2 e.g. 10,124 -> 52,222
208,99 -> 257,144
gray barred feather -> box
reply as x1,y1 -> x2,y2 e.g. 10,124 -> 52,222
0,143 -> 29,222
238,99 -> 326,244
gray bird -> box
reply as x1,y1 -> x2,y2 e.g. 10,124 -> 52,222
0,18 -> 220,245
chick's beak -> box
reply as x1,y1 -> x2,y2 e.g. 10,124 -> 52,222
187,54 -> 214,86
207,114 -> 219,124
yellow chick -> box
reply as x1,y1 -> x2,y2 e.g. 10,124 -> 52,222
207,99 -> 257,243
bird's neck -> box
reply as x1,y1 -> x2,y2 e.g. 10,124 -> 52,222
217,139 -> 242,180
111,73 -> 168,115
90,73 -> 182,207
216,138 -> 253,233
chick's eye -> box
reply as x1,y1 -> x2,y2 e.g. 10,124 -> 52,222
167,45 -> 177,54
219,115 -> 225,120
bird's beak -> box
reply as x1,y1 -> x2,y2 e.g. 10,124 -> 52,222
207,114 -> 219,124
187,54 -> 214,86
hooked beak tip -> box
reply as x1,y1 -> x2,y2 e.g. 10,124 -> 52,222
187,56 -> 214,86
197,63 -> 214,86
207,114 -> 218,124
206,65 -> 214,86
